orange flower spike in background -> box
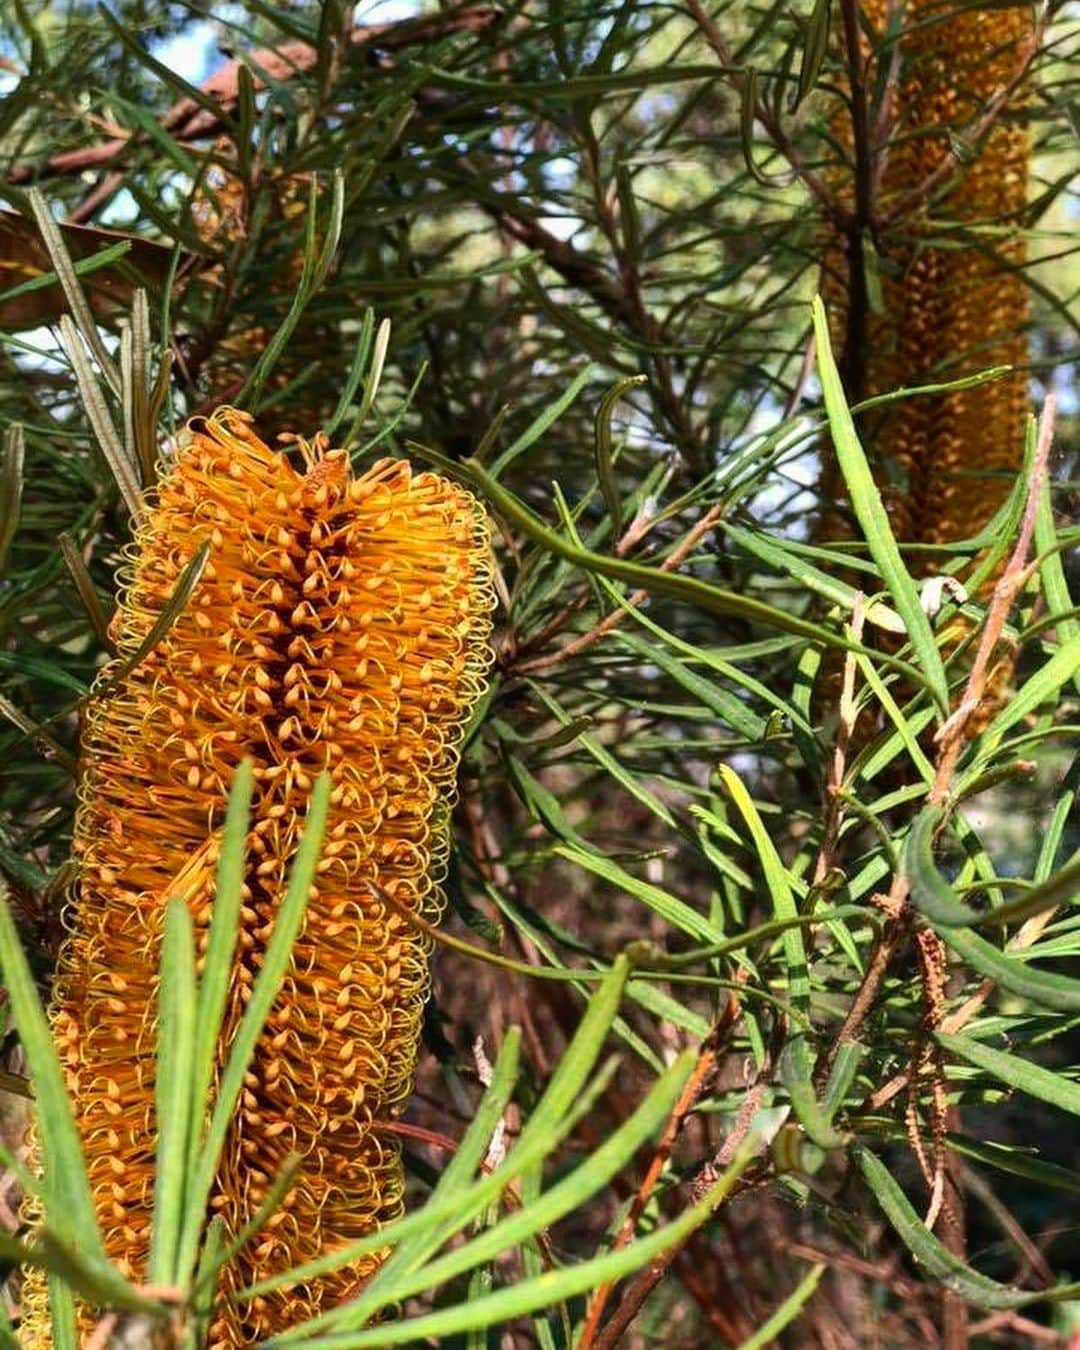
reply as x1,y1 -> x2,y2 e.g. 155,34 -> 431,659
21,408 -> 495,1346
824,0 -> 1032,549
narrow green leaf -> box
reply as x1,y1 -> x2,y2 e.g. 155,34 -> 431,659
0,887 -> 105,1262
857,1145 -> 1080,1308
437,451 -> 930,688
937,922 -> 1080,1012
91,540 -> 211,702
971,853 -> 1080,929
57,532 -> 111,648
239,173 -> 345,409
938,1031 -> 1080,1117
342,1051 -> 698,1321
780,1036 -> 848,1148
59,315 -> 144,522
1034,473 -> 1079,695
274,1146 -> 755,1347
715,764 -> 809,1012
28,190 -> 120,393
190,760 -> 254,1150
46,1272 -> 77,1350
489,366 -> 595,478
904,806 -> 981,926
323,309 -> 374,440
554,842 -> 720,943
249,963 -> 631,1307
616,631 -> 765,741
822,1041 -> 865,1119
811,295 -> 948,712
0,424 -> 24,575
192,1216 -> 228,1343
178,772 -> 329,1280
908,807 -> 1080,932
0,651 -> 88,696
795,0 -> 831,106
150,899 -> 199,1286
740,68 -> 772,185
736,1263 -> 826,1348
980,636 -> 1080,743
722,521 -> 905,634
345,317 -> 391,441
594,374 -> 646,540
944,1132 -> 1080,1197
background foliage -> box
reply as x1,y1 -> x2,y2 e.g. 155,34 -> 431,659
0,0 -> 1077,1346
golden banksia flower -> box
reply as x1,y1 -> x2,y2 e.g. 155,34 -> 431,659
19,408 -> 495,1345
822,0 -> 1032,550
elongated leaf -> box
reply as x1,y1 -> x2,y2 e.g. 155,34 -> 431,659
611,601 -> 812,737
908,806 -> 1080,932
980,637 -> 1080,743
239,173 -> 345,409
28,191 -> 120,393
736,1264 -> 826,1348
780,1036 -> 849,1149
722,521 -> 904,634
150,899 -> 199,1286
715,764 -> 809,1012
527,684 -> 678,828
944,1132 -> 1080,1197
936,923 -> 1080,1011
1034,474 -> 1080,695
811,295 -> 948,711
178,773 -> 330,1280
489,366 -> 596,478
0,425 -> 24,575
189,761 -> 253,1174
554,842 -> 720,943
328,1028 -> 524,1323
904,806 -> 981,926
937,1031 -> 1080,1117
618,631 -> 764,740
275,1147 -> 755,1347
244,962 -> 633,1303
0,888 -> 104,1263
857,1146 -> 1080,1308
59,315 -> 144,522
795,0 -> 831,106
822,1041 -> 865,1118
978,853 -> 1080,929
340,1051 -> 698,1321
413,448 -> 930,690
593,374 -> 646,539
91,540 -> 211,702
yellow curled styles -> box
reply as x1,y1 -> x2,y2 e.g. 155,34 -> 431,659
20,408 -> 495,1346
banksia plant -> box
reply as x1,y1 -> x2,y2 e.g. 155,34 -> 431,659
188,149 -> 342,432
823,0 -> 1032,549
19,408 -> 494,1345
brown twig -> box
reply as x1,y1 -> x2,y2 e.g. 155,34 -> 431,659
8,8 -> 503,184
929,394 -> 1056,803
863,399 -> 1058,1119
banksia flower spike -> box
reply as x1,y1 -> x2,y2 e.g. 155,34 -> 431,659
823,0 -> 1032,550
20,408 -> 495,1345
